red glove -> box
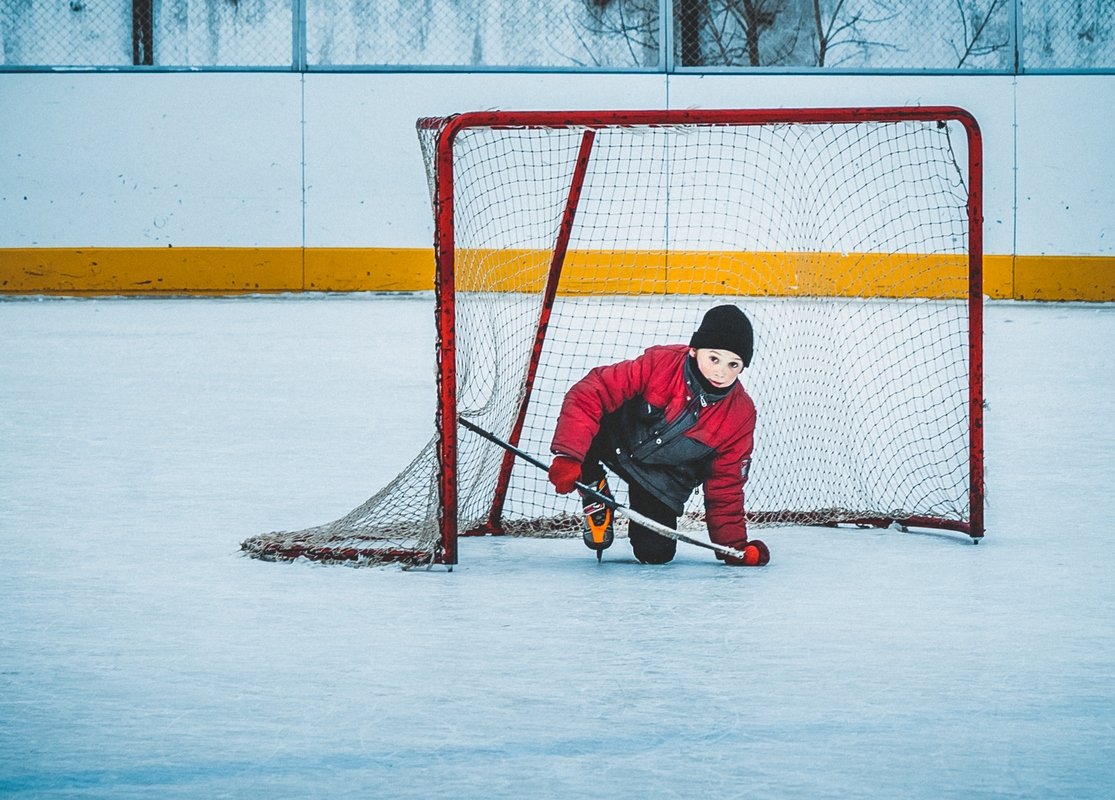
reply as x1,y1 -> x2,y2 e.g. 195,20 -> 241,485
548,456 -> 582,494
721,539 -> 770,566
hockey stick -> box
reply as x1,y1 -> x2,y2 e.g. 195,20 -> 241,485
457,416 -> 748,560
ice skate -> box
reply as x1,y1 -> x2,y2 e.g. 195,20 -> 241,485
579,476 -> 615,559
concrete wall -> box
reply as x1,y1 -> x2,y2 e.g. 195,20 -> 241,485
1,71 -> 1113,298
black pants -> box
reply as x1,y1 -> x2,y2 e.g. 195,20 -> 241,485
582,441 -> 679,565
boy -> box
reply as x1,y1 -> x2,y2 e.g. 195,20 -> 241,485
547,305 -> 769,566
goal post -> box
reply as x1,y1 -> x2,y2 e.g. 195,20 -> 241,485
241,106 -> 984,568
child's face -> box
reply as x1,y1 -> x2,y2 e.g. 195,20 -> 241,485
691,347 -> 745,388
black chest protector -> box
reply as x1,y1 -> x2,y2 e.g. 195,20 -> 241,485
596,357 -> 731,514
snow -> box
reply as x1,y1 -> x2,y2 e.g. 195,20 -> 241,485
1,293 -> 1113,799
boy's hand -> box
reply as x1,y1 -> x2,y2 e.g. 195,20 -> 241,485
721,539 -> 770,566
548,456 -> 582,494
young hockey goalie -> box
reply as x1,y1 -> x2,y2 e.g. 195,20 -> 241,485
547,305 -> 769,566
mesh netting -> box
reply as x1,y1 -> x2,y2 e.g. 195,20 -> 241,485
242,111 -> 978,567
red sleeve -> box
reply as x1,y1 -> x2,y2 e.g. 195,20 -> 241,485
703,401 -> 756,550
550,351 -> 655,462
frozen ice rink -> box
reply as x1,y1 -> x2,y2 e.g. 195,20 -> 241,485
1,294 -> 1113,799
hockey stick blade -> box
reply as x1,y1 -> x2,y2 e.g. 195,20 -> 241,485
457,416 -> 748,561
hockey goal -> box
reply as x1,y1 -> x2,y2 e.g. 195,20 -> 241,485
241,107 -> 984,568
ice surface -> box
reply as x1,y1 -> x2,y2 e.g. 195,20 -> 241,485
1,294 -> 1113,799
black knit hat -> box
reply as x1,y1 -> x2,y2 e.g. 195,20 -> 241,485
689,305 -> 754,367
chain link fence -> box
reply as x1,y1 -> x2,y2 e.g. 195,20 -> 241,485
1022,0 -> 1115,70
0,0 -> 1111,71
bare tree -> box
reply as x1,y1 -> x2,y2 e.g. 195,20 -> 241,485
739,0 -> 788,65
696,0 -> 897,68
676,0 -> 703,65
950,0 -> 1010,68
579,0 -> 660,66
810,0 -> 899,67
697,0 -> 799,66
593,0 -> 793,67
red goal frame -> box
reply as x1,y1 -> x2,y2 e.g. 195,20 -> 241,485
422,108 -> 985,566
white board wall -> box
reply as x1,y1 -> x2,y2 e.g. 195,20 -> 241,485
1,72 -> 1112,258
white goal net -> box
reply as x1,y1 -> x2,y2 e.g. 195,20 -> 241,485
242,108 -> 984,567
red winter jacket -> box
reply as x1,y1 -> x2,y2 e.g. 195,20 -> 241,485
551,344 -> 756,550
